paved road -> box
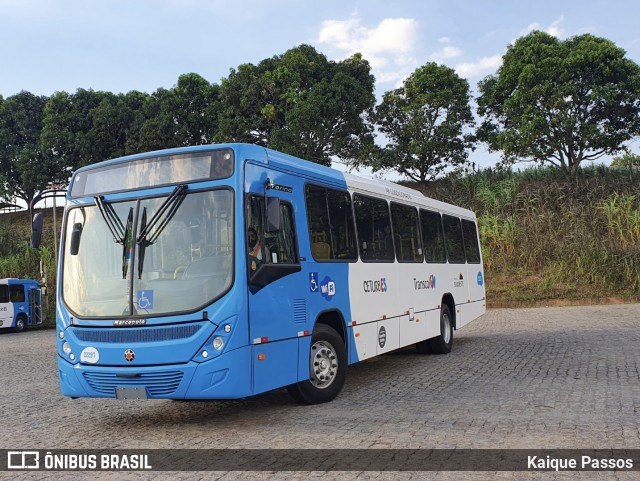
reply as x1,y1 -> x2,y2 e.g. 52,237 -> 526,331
1,304 -> 639,480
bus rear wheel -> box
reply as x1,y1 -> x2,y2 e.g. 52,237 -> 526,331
416,305 -> 453,354
287,324 -> 347,404
14,315 -> 26,333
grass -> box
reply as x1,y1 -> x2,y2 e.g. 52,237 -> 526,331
410,165 -> 640,307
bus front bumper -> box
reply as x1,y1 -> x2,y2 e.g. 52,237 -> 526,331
57,345 -> 252,400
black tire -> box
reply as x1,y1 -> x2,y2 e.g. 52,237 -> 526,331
416,305 -> 453,354
14,315 -> 26,333
287,324 -> 347,405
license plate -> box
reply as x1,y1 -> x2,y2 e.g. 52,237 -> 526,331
115,387 -> 148,400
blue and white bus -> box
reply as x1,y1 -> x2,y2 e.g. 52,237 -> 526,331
37,144 -> 485,404
0,278 -> 43,332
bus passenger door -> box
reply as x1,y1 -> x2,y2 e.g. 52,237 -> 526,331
245,190 -> 305,395
29,289 -> 43,325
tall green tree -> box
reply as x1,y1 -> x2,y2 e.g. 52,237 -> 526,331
217,44 -> 376,166
136,73 -> 220,152
40,89 -> 108,171
477,32 -> 640,175
373,63 -> 475,183
40,88 -> 152,171
88,90 -> 151,161
0,91 -> 64,206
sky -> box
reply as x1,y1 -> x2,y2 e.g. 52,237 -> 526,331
1,0 -> 640,173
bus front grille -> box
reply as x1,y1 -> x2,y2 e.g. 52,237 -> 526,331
73,324 -> 202,344
83,371 -> 184,396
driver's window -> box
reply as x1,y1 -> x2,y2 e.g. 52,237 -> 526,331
246,196 -> 298,272
246,197 -> 267,272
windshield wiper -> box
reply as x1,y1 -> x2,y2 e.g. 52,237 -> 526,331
136,184 -> 188,279
95,195 -> 125,243
122,208 -> 133,279
95,196 -> 134,279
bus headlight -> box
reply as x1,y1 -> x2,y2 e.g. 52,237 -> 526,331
59,331 -> 65,340
62,342 -> 72,355
212,337 -> 225,351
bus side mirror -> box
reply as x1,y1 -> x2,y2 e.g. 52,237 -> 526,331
31,213 -> 44,249
69,223 -> 83,255
265,197 -> 281,233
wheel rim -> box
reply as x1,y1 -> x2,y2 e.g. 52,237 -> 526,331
17,319 -> 24,331
310,340 -> 338,389
442,312 -> 451,345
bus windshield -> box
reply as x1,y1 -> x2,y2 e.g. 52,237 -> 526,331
62,189 -> 234,318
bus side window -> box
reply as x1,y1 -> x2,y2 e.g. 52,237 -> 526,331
420,209 -> 447,263
306,186 -> 331,260
354,195 -> 395,262
9,285 -> 25,303
0,285 -> 8,303
305,185 -> 357,261
443,215 -> 465,264
391,203 -> 422,263
462,219 -> 481,264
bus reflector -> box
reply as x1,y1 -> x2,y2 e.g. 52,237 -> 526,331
258,354 -> 266,361
253,337 -> 269,345
297,330 -> 310,337
382,315 -> 387,320
355,333 -> 360,337
351,321 -> 357,326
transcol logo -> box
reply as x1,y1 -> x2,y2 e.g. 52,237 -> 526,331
363,278 -> 388,293
413,274 -> 436,290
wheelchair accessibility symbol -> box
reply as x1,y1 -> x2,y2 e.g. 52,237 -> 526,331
137,290 -> 154,310
309,272 -> 319,293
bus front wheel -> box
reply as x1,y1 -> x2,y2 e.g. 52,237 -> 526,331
14,315 -> 26,333
287,324 -> 347,404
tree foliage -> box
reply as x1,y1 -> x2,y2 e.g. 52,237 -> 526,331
373,63 -> 475,183
40,89 -> 117,171
136,73 -> 219,152
0,91 -> 66,206
217,44 -> 376,166
611,152 -> 640,169
477,31 -> 640,175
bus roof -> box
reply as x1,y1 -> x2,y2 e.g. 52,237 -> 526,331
0,278 -> 39,285
71,143 -> 476,218
260,145 -> 476,219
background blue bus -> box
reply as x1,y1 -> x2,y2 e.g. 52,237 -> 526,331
38,143 -> 485,403
0,278 -> 43,333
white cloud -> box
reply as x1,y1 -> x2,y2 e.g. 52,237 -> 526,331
455,54 -> 502,79
430,45 -> 463,63
317,17 -> 420,86
318,17 -> 418,55
438,36 -> 452,44
520,15 -> 565,38
546,17 -> 564,37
